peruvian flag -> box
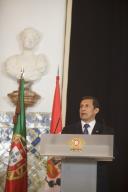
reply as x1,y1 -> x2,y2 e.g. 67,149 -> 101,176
45,75 -> 62,191
50,75 -> 62,133
5,78 -> 27,192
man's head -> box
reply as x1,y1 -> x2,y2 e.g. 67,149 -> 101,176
79,96 -> 100,123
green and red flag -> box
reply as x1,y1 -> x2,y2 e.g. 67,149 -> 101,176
5,78 -> 27,192
50,75 -> 62,134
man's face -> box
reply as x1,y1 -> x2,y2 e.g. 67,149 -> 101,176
79,99 -> 99,122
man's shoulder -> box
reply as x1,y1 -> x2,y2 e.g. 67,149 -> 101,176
62,121 -> 81,134
94,121 -> 113,135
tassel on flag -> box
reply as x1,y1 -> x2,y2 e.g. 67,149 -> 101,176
50,75 -> 62,134
4,78 -> 27,192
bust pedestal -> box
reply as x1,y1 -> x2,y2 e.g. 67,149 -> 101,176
8,84 -> 41,107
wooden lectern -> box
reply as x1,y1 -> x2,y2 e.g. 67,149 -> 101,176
39,134 -> 114,192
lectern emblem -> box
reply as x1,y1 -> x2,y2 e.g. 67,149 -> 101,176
68,137 -> 85,151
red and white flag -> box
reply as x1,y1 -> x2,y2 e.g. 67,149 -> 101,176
44,75 -> 62,192
50,75 -> 62,134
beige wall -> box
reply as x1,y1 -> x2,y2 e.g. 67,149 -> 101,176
0,0 -> 67,113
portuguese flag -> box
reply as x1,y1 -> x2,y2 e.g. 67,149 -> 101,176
5,78 -> 27,192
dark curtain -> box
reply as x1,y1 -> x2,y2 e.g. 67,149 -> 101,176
65,0 -> 128,192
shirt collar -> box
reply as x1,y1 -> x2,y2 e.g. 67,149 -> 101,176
81,119 -> 96,134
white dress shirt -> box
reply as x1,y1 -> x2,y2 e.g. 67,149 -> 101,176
81,119 -> 96,135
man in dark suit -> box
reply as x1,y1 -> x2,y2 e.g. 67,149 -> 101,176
62,96 -> 111,134
62,96 -> 113,192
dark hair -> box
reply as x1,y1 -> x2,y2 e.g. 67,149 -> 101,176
81,96 -> 100,109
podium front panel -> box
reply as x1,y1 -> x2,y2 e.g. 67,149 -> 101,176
39,134 -> 114,161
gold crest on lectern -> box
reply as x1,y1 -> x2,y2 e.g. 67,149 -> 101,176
68,137 -> 85,151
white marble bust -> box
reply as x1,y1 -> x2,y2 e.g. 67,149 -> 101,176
5,27 -> 48,82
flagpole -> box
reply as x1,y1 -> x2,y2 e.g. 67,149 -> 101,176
20,66 -> 24,79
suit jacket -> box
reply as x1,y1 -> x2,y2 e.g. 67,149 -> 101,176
62,120 -> 112,135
